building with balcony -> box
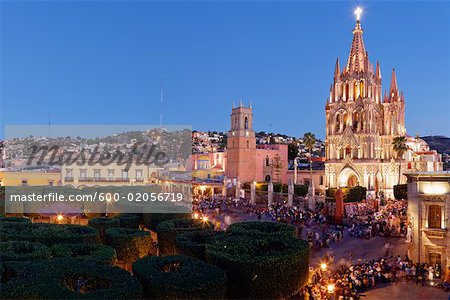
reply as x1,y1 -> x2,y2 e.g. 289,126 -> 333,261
61,161 -> 161,188
406,172 -> 450,274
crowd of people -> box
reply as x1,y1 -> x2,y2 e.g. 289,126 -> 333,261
300,255 -> 450,300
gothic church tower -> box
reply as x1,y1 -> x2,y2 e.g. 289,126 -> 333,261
324,11 -> 406,197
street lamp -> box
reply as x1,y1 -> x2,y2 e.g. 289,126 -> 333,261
320,263 -> 327,271
56,214 -> 64,222
327,283 -> 335,294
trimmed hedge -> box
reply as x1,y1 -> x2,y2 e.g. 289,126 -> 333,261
105,228 -> 154,264
0,241 -> 51,262
88,217 -> 120,242
133,255 -> 226,299
0,217 -> 31,225
51,243 -> 117,265
227,221 -> 297,238
394,184 -> 408,200
0,258 -> 142,299
114,214 -> 140,229
156,219 -> 214,256
143,212 -> 191,231
206,234 -> 310,299
175,230 -> 223,261
326,186 -> 368,202
0,223 -> 100,246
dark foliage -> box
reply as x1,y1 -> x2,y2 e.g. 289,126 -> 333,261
175,230 -> 223,261
0,241 -> 51,262
88,217 -> 120,242
132,255 -> 226,299
394,184 -> 408,200
156,219 -> 214,256
227,221 -> 297,238
51,243 -> 117,265
0,258 -> 142,299
105,228 -> 154,264
206,234 -> 310,299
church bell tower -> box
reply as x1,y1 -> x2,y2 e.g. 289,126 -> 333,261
226,102 -> 256,182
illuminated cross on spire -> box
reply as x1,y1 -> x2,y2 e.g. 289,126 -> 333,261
354,7 -> 363,21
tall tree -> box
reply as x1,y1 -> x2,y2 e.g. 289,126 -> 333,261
302,132 -> 316,184
392,136 -> 408,184
288,142 -> 299,161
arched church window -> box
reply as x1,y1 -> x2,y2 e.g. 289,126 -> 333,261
343,113 -> 347,130
360,80 -> 364,98
345,146 -> 351,157
244,117 -> 248,129
353,111 -> 359,131
265,156 -> 270,167
234,117 -> 237,129
360,112 -> 365,131
345,84 -> 349,101
336,114 -> 341,133
247,140 -> 249,148
354,82 -> 358,100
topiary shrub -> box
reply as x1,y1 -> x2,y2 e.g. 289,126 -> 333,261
347,186 -> 367,202
132,255 -> 226,299
105,228 -> 154,268
394,184 -> 408,200
114,214 -> 140,229
0,258 -> 142,299
175,230 -> 223,261
156,219 -> 214,256
206,234 -> 310,299
51,243 -> 117,265
88,217 -> 120,242
227,221 -> 297,238
143,211 -> 191,231
0,216 -> 31,225
0,223 -> 100,246
0,241 -> 51,262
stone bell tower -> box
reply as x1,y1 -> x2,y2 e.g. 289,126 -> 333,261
226,101 -> 256,183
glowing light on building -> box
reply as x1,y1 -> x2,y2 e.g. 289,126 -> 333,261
422,182 -> 449,195
56,214 -> 64,222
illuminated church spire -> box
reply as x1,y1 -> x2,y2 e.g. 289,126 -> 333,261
346,7 -> 367,74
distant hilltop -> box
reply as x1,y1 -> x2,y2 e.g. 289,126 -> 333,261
421,136 -> 450,154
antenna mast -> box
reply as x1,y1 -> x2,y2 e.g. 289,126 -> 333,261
160,74 -> 163,127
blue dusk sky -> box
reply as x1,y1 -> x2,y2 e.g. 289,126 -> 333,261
1,1 -> 449,140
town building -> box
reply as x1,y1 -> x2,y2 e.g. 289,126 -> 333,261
406,171 -> 450,275
60,162 -> 161,188
0,170 -> 61,187
324,16 -> 442,198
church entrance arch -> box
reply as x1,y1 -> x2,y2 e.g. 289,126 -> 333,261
338,167 -> 360,187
